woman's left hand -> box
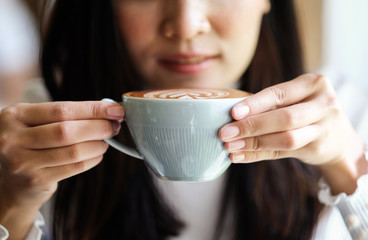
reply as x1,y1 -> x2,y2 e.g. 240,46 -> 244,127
219,73 -> 367,194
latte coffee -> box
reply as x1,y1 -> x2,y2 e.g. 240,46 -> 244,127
104,88 -> 251,181
124,88 -> 251,100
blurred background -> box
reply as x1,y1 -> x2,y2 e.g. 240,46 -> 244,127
295,0 -> 368,142
0,0 -> 53,108
0,0 -> 39,106
0,0 -> 367,139
295,0 -> 368,88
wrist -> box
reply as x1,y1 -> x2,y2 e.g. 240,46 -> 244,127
319,143 -> 368,195
0,201 -> 40,240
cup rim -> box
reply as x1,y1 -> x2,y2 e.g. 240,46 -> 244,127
123,88 -> 252,102
123,94 -> 250,102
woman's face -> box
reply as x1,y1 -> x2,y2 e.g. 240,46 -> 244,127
115,0 -> 270,89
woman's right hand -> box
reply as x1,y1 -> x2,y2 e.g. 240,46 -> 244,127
0,101 -> 124,239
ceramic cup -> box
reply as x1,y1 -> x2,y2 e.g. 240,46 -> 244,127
104,88 -> 251,181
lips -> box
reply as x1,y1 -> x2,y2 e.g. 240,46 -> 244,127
173,56 -> 209,64
158,54 -> 218,74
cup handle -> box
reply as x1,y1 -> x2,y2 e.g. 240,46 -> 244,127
101,98 -> 143,160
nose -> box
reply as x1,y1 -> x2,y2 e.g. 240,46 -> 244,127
161,0 -> 211,40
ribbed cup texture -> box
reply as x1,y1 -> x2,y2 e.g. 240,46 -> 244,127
129,125 -> 231,181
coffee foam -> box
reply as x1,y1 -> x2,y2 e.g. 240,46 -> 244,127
125,88 -> 251,99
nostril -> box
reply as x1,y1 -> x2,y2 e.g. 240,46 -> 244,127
161,8 -> 211,40
162,23 -> 178,39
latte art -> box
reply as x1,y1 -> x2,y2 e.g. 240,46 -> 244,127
125,88 -> 251,100
143,89 -> 229,99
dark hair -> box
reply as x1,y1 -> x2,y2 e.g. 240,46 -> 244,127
41,0 -> 323,239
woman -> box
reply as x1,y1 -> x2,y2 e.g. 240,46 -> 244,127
0,0 -> 367,239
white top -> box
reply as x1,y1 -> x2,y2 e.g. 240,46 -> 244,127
154,172 -> 354,240
0,76 -> 368,239
0,171 -> 361,240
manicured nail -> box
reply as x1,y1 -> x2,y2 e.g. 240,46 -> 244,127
107,105 -> 124,119
232,153 -> 245,163
228,140 -> 246,151
234,105 -> 249,119
111,121 -> 121,134
221,125 -> 240,140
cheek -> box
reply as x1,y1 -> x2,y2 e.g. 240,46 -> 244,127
212,0 -> 266,33
213,3 -> 265,66
115,5 -> 158,58
215,1 -> 265,44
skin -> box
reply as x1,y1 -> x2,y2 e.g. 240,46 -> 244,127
0,0 -> 366,239
0,102 -> 124,239
115,0 -> 270,89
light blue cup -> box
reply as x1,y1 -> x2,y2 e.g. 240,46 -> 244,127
104,89 -> 249,181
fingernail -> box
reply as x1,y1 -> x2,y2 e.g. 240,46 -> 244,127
111,121 -> 121,134
234,105 -> 249,119
228,140 -> 246,151
221,125 -> 240,140
231,153 -> 245,163
107,105 -> 124,119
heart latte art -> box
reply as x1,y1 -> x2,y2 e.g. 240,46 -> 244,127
144,89 -> 229,99
125,88 -> 251,99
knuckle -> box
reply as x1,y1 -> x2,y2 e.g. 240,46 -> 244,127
253,151 -> 264,161
90,104 -> 102,119
72,160 -> 87,172
270,150 -> 281,160
267,86 -> 288,107
313,74 -> 337,100
54,122 -> 73,143
283,132 -> 297,149
303,73 -> 322,82
250,137 -> 261,151
50,103 -> 73,121
0,105 -> 18,122
312,73 -> 329,86
282,109 -> 300,128
65,145 -> 80,162
243,118 -> 256,136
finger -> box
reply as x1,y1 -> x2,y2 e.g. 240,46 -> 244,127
43,156 -> 104,183
21,120 -> 120,149
231,74 -> 330,120
3,141 -> 108,174
33,141 -> 109,168
220,100 -> 325,141
229,150 -> 291,163
4,101 -> 124,126
225,125 -> 321,153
